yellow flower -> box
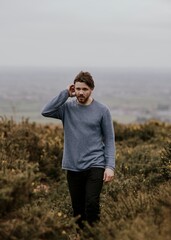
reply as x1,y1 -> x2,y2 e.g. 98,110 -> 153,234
57,212 -> 62,217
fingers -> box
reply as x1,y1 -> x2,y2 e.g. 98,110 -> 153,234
68,84 -> 76,97
103,174 -> 114,182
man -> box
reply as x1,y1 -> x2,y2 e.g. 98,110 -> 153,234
41,71 -> 115,228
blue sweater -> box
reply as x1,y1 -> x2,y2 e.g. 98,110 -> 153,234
41,89 -> 115,171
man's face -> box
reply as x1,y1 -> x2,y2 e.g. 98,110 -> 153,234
74,82 -> 93,104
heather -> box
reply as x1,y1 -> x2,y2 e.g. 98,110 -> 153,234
0,117 -> 171,240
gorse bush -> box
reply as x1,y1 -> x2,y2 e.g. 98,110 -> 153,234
161,141 -> 171,180
0,117 -> 171,239
0,163 -> 39,216
0,117 -> 63,180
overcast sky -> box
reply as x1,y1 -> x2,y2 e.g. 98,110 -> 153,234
0,0 -> 171,69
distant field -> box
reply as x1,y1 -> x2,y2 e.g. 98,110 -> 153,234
0,67 -> 171,123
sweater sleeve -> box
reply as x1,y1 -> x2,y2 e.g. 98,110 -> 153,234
101,108 -> 115,170
41,89 -> 69,120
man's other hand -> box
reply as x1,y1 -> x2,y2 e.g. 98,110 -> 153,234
103,168 -> 114,182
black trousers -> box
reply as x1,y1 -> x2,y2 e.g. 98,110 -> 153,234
67,167 -> 104,228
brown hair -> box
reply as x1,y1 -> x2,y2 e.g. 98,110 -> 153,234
74,71 -> 95,89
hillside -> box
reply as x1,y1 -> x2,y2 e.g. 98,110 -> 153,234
0,117 -> 171,240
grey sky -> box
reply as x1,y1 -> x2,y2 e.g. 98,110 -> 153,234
0,0 -> 171,69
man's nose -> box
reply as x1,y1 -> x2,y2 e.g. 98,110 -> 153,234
79,90 -> 84,95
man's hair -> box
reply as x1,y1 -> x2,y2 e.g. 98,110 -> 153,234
74,71 -> 95,89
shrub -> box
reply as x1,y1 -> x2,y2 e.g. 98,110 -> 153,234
161,141 -> 171,180
0,163 -> 40,216
0,118 -> 171,239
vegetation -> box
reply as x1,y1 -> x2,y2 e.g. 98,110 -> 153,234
0,117 -> 171,240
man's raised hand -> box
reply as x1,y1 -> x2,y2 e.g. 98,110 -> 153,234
68,84 -> 76,97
